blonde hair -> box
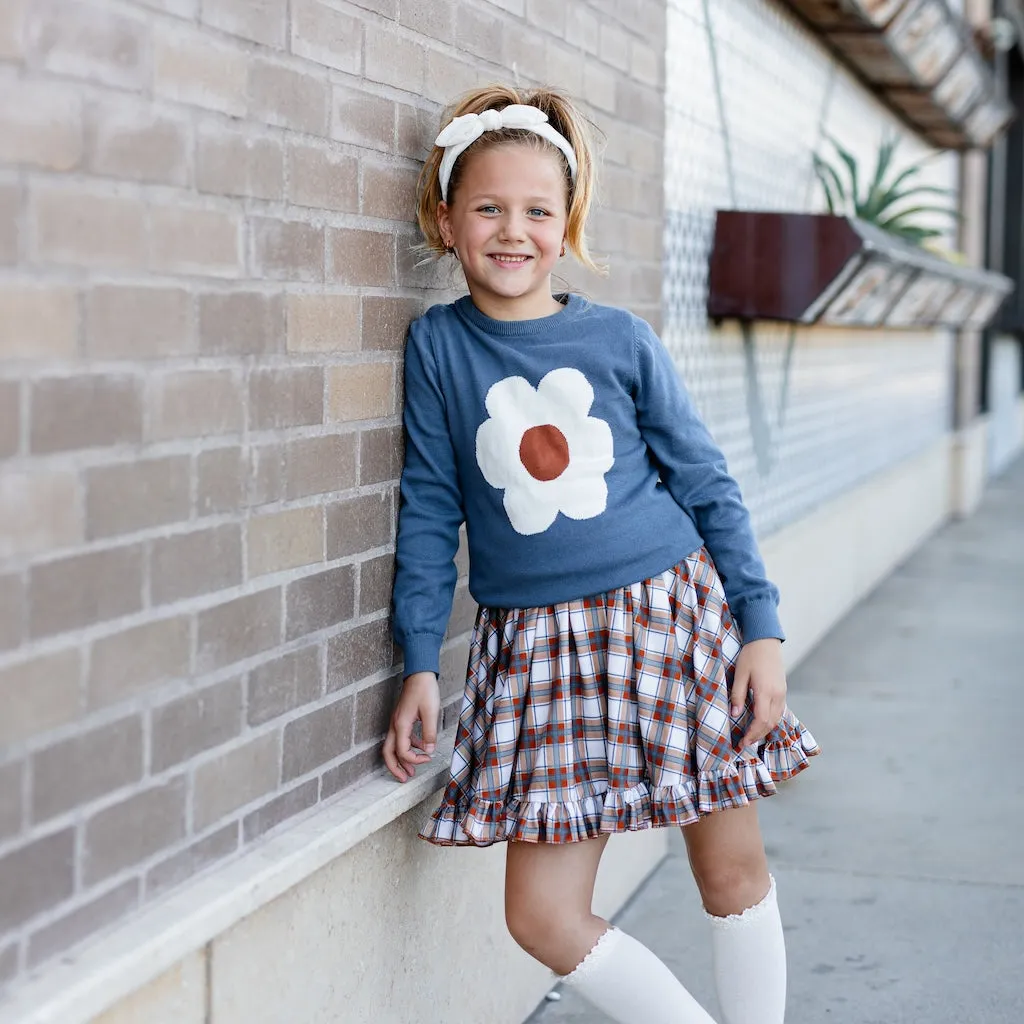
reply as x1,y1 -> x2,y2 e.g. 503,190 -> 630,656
416,85 -> 603,274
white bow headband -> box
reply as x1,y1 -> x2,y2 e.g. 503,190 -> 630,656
435,104 -> 579,202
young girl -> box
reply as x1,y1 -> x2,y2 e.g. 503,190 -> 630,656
382,85 -> 818,1024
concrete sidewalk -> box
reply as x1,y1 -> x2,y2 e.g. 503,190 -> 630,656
530,456 -> 1024,1024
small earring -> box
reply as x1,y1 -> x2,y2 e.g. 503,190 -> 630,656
560,243 -> 566,258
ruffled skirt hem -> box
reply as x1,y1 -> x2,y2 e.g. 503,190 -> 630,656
420,730 -> 819,847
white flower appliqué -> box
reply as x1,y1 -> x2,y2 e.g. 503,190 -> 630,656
475,368 -> 615,536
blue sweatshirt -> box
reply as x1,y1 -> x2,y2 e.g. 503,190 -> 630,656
393,294 -> 783,676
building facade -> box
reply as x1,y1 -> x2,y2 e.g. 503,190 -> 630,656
0,1 -> 1021,1022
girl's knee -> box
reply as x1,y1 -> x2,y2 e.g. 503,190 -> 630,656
689,845 -> 770,916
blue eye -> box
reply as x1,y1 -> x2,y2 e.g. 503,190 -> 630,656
478,205 -> 500,214
528,208 -> 549,217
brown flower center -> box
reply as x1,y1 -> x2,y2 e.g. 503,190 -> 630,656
519,424 -> 570,481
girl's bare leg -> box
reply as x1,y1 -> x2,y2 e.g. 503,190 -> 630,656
505,836 -> 716,1023
504,834 -> 610,974
683,804 -> 787,1024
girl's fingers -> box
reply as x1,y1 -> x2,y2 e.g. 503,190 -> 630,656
382,730 -> 408,783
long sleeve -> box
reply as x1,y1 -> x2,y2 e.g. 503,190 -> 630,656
631,318 -> 784,643
392,317 -> 465,676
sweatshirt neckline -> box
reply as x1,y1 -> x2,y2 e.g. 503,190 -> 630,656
454,293 -> 586,336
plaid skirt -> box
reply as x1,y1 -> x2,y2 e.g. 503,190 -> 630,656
420,548 -> 819,846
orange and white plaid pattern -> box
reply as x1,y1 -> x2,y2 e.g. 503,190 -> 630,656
420,548 -> 819,846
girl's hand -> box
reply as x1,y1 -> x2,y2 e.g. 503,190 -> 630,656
730,638 -> 787,750
383,671 -> 441,783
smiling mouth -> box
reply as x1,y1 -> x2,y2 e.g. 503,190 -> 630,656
488,254 -> 532,266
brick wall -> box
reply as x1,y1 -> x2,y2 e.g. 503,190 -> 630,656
0,0 -> 666,995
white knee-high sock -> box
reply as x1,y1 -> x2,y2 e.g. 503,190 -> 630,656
562,926 -> 717,1024
706,875 -> 787,1024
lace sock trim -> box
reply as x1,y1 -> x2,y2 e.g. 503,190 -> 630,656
704,874 -> 777,930
562,927 -> 623,983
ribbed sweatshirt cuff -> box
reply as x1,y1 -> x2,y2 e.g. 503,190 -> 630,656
735,599 -> 785,644
400,633 -> 444,678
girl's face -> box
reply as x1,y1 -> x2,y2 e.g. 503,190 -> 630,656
438,143 -> 569,321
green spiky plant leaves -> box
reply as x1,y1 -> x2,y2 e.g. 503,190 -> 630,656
813,132 -> 960,247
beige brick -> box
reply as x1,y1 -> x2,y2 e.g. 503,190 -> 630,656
583,61 -> 617,114
248,367 -> 323,431
326,490 -> 392,559
192,731 -> 280,830
576,4 -> 600,52
248,58 -> 329,135
630,38 -> 660,87
330,85 -> 395,152
287,293 -> 360,353
86,285 -> 191,359
202,0 -> 287,47
364,24 -> 424,93
487,0 -> 524,14
285,565 -> 355,641
247,442 -> 286,507
353,676 -> 396,743
150,369 -> 244,440
28,879 -> 139,969
423,49 -> 479,105
31,375 -> 143,454
149,204 -> 241,277
281,697 -> 353,780
362,295 -> 420,353
0,182 -> 19,264
287,142 -> 358,213
197,128 -> 283,200
360,161 -> 418,221
501,23 -> 548,84
327,618 -> 392,692
0,830 -> 75,931
0,761 -> 23,842
358,552 -> 394,615
0,380 -> 18,457
85,456 -> 191,540
599,23 -> 630,71
0,283 -> 78,360
290,0 -> 361,73
28,1 -> 149,88
29,545 -> 144,638
326,362 -> 396,422
0,80 -> 81,171
525,0 -> 564,32
0,0 -> 28,60
151,523 -> 243,605
86,99 -> 189,185
0,468 -> 81,560
242,779 -> 316,841
0,573 -> 25,651
146,826 -> 238,899
0,648 -> 81,748
196,588 -> 282,671
151,677 -> 243,772
88,616 -> 191,710
247,645 -> 321,726
197,446 -> 245,516
154,25 -> 247,116
199,291 -> 284,356
360,425 -> 402,485
32,715 -> 142,823
248,505 -> 323,578
250,217 -> 324,282
546,40 -> 584,96
395,102 -> 435,161
84,778 -> 186,885
32,186 -> 146,270
136,0 -> 199,16
321,744 -> 381,800
399,0 -> 454,38
396,228 -> 446,290
328,228 -> 394,286
284,433 -> 358,499
456,5 -> 502,54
